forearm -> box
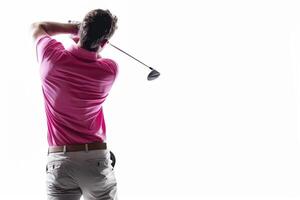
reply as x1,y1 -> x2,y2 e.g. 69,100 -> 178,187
32,21 -> 79,36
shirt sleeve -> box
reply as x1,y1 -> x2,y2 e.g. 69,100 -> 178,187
105,58 -> 119,79
35,35 -> 65,65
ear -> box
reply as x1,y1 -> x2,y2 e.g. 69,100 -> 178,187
99,39 -> 108,48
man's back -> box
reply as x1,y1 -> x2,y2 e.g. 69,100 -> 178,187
37,35 -> 118,146
32,9 -> 119,200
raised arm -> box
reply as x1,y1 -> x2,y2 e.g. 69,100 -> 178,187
31,21 -> 79,40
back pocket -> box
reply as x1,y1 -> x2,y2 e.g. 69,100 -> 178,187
87,158 -> 114,179
46,160 -> 65,174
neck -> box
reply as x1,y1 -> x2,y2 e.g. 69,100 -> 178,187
77,42 -> 102,52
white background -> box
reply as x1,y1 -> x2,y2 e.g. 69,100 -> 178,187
0,0 -> 300,199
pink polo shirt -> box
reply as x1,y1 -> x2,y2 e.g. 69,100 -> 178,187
36,35 -> 118,146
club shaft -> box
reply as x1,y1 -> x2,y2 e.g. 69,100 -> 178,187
109,43 -> 153,70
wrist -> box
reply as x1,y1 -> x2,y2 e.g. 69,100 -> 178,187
71,25 -> 79,35
68,20 -> 81,35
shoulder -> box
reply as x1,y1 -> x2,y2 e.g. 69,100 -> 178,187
101,58 -> 119,75
35,35 -> 65,64
36,35 -> 63,49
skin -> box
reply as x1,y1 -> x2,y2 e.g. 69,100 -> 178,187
31,21 -> 108,53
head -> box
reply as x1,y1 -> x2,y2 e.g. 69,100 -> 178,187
78,9 -> 118,52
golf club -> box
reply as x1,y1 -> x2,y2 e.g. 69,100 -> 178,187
68,20 -> 160,80
108,43 -> 160,81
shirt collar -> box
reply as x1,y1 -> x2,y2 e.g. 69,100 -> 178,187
67,44 -> 100,60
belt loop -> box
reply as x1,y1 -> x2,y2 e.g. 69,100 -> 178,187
63,145 -> 66,154
85,144 -> 88,152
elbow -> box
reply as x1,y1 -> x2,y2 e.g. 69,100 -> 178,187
31,22 -> 41,29
31,22 -> 49,39
31,22 -> 46,31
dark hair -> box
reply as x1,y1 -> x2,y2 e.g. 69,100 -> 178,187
79,9 -> 118,52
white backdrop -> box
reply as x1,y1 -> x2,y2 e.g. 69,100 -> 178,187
0,0 -> 300,199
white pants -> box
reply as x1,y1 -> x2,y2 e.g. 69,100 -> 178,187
46,149 -> 118,200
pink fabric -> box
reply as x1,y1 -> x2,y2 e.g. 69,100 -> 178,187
36,35 -> 118,146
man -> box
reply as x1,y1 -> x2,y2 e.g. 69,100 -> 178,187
31,9 -> 119,200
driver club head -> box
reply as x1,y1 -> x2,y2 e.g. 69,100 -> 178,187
107,42 -> 161,81
147,69 -> 160,81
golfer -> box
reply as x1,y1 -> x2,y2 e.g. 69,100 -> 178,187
31,9 -> 119,200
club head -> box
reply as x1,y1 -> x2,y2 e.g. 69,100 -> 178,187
147,69 -> 160,81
